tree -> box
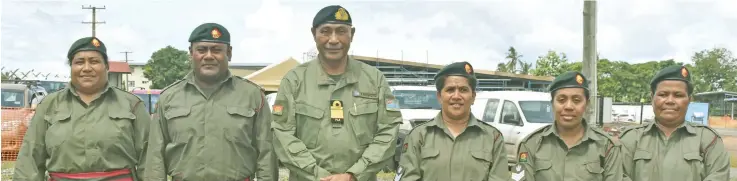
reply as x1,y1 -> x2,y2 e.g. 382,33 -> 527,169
689,48 -> 737,92
531,50 -> 570,76
144,46 -> 191,89
519,62 -> 532,75
1,72 -> 11,80
496,63 -> 509,72
502,46 -> 523,73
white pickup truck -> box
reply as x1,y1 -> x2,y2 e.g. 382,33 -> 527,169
470,91 -> 554,168
389,85 -> 441,170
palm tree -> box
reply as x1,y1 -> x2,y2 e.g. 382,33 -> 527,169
505,47 -> 523,73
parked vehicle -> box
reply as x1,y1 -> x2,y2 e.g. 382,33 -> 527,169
1,83 -> 37,161
470,91 -> 553,168
131,89 -> 162,114
613,113 -> 636,122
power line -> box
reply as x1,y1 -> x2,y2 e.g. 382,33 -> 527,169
82,5 -> 106,37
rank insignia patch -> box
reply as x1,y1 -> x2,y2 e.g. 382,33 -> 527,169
386,98 -> 400,111
519,152 -> 528,163
272,105 -> 283,115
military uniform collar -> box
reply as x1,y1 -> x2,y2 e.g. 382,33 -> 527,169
184,70 -> 234,87
315,56 -> 361,85
67,82 -> 113,97
429,112 -> 482,129
647,121 -> 697,135
542,120 -> 601,141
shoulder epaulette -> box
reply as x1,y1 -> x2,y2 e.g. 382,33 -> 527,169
111,87 -> 144,102
618,124 -> 649,138
236,76 -> 265,92
521,125 -> 551,143
406,119 -> 434,136
688,122 -> 722,138
160,79 -> 185,95
591,127 -> 620,147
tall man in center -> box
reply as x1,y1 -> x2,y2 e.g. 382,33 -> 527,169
145,23 -> 278,181
272,5 -> 403,181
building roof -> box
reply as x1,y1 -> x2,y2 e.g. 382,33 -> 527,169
108,61 -> 131,73
244,58 -> 300,92
352,55 -> 554,81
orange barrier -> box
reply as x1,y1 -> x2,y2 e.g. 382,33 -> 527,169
708,116 -> 737,129
1,107 -> 34,161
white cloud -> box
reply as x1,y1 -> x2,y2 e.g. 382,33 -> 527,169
2,0 -> 736,78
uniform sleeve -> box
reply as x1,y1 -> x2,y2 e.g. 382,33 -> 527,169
144,102 -> 168,180
602,141 -> 624,181
396,131 -> 421,181
271,76 -> 331,180
346,75 -> 402,177
618,131 -> 637,181
132,100 -> 151,180
702,135 -> 730,180
517,142 -> 536,181
13,98 -> 52,180
487,131 -> 509,181
253,92 -> 278,181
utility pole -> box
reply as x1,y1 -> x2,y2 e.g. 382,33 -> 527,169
121,51 -> 133,90
82,5 -> 106,37
583,0 -> 598,127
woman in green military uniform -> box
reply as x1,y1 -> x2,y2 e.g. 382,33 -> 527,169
13,37 -> 150,181
515,71 -> 623,181
619,65 -> 730,181
395,62 -> 509,181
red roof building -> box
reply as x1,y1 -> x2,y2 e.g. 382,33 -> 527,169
108,61 -> 132,73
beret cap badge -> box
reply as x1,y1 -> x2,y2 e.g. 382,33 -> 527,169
576,74 -> 584,85
681,67 -> 688,77
91,38 -> 100,48
335,8 -> 349,21
464,64 -> 472,74
211,28 -> 222,39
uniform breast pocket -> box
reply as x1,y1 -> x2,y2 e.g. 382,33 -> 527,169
164,107 -> 193,143
532,158 -> 553,180
349,102 -> 378,145
295,103 -> 324,147
582,159 -> 604,180
632,150 -> 653,179
224,106 -> 255,145
419,148 -> 440,178
469,151 -> 493,179
107,110 -> 136,145
44,111 -> 72,153
683,152 -> 704,179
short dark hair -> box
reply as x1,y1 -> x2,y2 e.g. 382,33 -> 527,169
435,75 -> 478,92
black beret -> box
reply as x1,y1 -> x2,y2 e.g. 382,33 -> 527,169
650,65 -> 692,93
67,37 -> 108,63
548,71 -> 589,92
189,23 -> 230,44
434,61 -> 476,81
312,5 -> 352,28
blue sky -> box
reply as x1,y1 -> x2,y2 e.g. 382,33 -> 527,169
2,0 -> 736,78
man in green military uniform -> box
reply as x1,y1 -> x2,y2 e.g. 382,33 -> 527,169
620,65 -> 730,181
144,23 -> 278,181
14,37 -> 150,180
515,71 -> 622,181
271,5 -> 402,181
395,62 -> 509,181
